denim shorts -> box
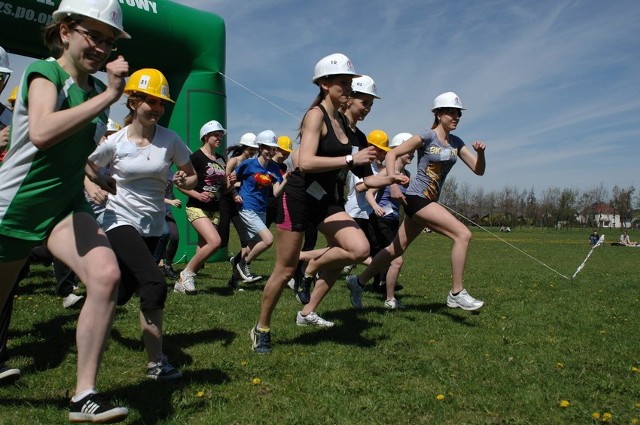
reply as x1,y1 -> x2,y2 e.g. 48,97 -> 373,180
239,209 -> 267,240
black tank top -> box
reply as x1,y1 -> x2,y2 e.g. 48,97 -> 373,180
287,104 -> 371,203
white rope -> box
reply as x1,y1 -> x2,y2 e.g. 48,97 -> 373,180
572,235 -> 604,278
218,72 -> 301,122
441,203 -> 571,280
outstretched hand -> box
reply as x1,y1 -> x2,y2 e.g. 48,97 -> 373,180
471,141 -> 486,153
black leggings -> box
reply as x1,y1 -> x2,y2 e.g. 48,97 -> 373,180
153,215 -> 179,265
106,225 -> 166,310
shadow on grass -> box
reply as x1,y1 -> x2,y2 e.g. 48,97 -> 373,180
111,367 -> 230,425
110,327 -> 236,367
410,301 -> 482,325
10,311 -> 77,372
280,308 -> 384,348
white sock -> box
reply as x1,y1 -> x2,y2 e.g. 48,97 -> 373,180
72,388 -> 97,402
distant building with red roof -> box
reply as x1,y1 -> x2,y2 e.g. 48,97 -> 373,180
577,202 -> 623,228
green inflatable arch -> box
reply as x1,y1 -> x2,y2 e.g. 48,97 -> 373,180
0,0 -> 228,262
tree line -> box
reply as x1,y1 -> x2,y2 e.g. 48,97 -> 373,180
437,177 -> 637,229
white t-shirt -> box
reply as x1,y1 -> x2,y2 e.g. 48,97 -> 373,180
344,162 -> 381,219
88,125 -> 192,236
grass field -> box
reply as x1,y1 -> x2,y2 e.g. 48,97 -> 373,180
1,227 -> 638,424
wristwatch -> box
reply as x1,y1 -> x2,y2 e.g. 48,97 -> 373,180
345,154 -> 354,169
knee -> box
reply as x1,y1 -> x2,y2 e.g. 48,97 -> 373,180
204,237 -> 222,253
351,243 -> 370,264
87,262 -> 121,298
458,228 -> 472,245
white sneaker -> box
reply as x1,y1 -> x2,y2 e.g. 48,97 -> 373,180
62,293 -> 84,309
174,270 -> 196,294
447,289 -> 484,311
296,311 -> 334,327
384,298 -> 405,310
287,278 -> 296,291
342,264 -> 355,275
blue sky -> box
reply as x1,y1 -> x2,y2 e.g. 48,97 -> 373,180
4,0 -> 639,194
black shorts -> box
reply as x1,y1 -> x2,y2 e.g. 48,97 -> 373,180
370,215 -> 400,248
276,173 -> 344,232
403,194 -> 434,218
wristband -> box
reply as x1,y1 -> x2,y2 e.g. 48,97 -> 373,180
345,154 -> 354,169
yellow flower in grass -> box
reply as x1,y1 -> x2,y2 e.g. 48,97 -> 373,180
251,377 -> 262,385
240,360 -> 248,367
631,366 -> 640,373
635,402 -> 640,409
436,394 -> 445,401
559,400 -> 570,408
196,390 -> 205,398
556,362 -> 564,369
601,412 -> 612,422
591,412 -> 601,420
630,418 -> 639,425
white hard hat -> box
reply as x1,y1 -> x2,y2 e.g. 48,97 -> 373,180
199,120 -> 226,140
389,132 -> 413,148
52,0 -> 131,39
351,75 -> 379,99
432,92 -> 465,111
0,46 -> 12,74
312,53 -> 360,84
106,118 -> 121,133
239,132 -> 258,148
255,130 -> 278,148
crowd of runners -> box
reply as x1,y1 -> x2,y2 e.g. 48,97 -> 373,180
0,0 -> 487,422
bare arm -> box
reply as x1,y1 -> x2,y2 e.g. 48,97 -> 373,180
458,141 -> 486,176
28,57 -> 129,149
298,107 -> 376,173
174,161 -> 197,190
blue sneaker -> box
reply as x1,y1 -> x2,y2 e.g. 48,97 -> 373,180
296,274 -> 314,305
346,275 -> 364,309
250,326 -> 271,353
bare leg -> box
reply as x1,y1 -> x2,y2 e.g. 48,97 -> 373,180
245,228 -> 273,263
301,212 -> 370,314
47,213 -> 120,395
359,215 -> 423,284
305,212 -> 370,276
185,217 -> 221,273
257,229 -> 303,329
140,309 -> 163,363
385,256 -> 404,301
414,203 -> 471,293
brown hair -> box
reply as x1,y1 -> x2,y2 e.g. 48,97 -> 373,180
431,108 -> 463,129
123,92 -> 145,126
43,16 -> 82,58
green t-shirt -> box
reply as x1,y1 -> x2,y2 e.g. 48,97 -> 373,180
0,59 -> 108,240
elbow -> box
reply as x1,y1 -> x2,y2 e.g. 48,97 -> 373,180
298,159 -> 311,173
28,130 -> 50,150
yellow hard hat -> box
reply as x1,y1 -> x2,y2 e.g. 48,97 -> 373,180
7,85 -> 17,106
124,68 -> 174,103
277,135 -> 293,152
367,129 -> 390,152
